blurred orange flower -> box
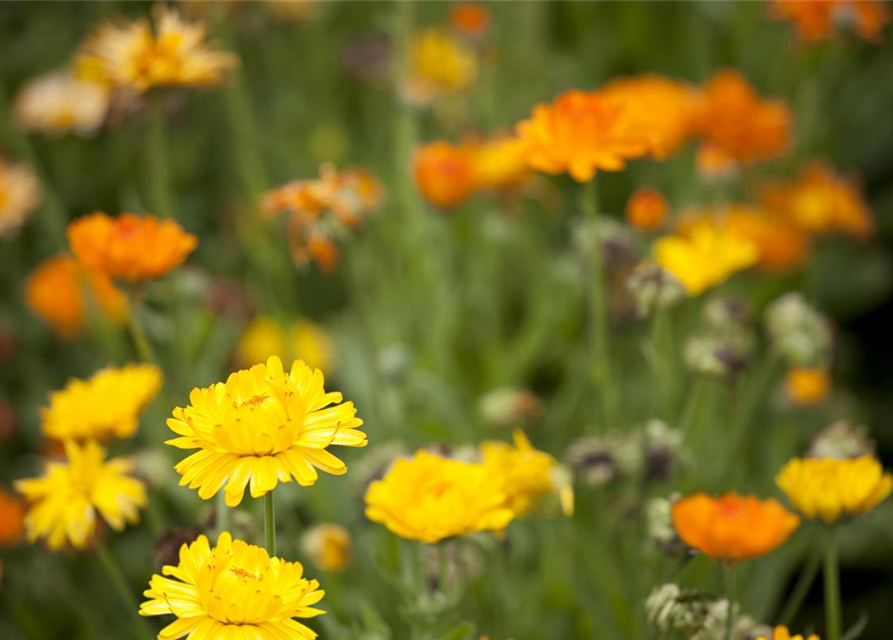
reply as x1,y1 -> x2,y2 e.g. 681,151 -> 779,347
626,187 -> 669,231
26,256 -> 128,338
413,140 -> 477,209
471,135 -> 530,191
694,70 -> 791,164
695,142 -> 739,181
671,493 -> 799,562
785,367 -> 831,406
771,0 -> 889,43
68,212 -> 197,281
450,3 -> 491,39
0,487 -> 25,546
516,89 -> 662,182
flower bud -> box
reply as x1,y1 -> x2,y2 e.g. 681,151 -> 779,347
807,420 -> 875,459
765,293 -> 833,368
626,261 -> 685,318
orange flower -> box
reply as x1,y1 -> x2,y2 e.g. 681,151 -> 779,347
450,3 -> 491,39
0,487 -> 25,546
471,135 -> 530,191
671,493 -> 799,562
626,187 -> 669,231
413,140 -> 477,209
716,205 -> 811,270
26,256 -> 128,338
771,0 -> 889,43
785,367 -> 831,406
68,212 -> 197,281
516,89 -> 661,182
695,70 -> 791,164
695,143 -> 739,181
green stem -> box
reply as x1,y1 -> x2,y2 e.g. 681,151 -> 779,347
724,563 -> 737,640
124,292 -> 157,364
825,526 -> 842,640
264,490 -> 276,557
94,539 -> 155,640
779,544 -> 822,626
215,491 -> 230,538
147,94 -> 174,218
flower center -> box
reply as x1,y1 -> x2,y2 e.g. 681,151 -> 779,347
242,393 -> 270,408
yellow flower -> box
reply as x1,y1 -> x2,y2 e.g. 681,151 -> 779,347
776,456 -> 892,524
405,29 -> 477,104
480,429 -> 556,517
757,625 -> 820,640
0,156 -> 41,238
167,356 -> 365,506
13,71 -> 109,136
140,532 -> 325,640
76,6 -> 237,92
236,316 -> 335,374
365,450 -> 515,543
42,364 -> 162,441
15,440 -> 146,550
653,218 -> 759,295
784,367 -> 831,406
301,523 -> 352,572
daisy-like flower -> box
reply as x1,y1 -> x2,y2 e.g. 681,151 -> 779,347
67,212 -> 198,281
76,6 -> 237,93
13,71 -> 109,136
167,356 -> 365,507
671,493 -> 799,562
784,367 -> 831,406
776,455 -> 892,523
42,364 -> 162,441
0,156 -> 41,238
771,0 -> 889,43
757,625 -> 820,640
365,450 -> 515,543
480,429 -> 557,517
236,316 -> 335,375
516,89 -> 662,183
15,440 -> 146,550
140,532 -> 325,640
625,187 -> 669,231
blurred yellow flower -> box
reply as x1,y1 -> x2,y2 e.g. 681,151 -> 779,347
784,367 -> 831,406
625,187 -> 669,231
68,212 -> 198,281
0,487 -> 25,546
76,6 -> 237,92
653,218 -> 759,295
237,316 -> 335,374
771,0 -> 889,43
471,135 -> 531,191
167,356 -> 365,506
406,29 -> 477,104
480,429 -> 556,517
15,440 -> 146,550
13,71 -> 109,136
757,626 -> 820,640
0,157 -> 40,238
365,450 -> 515,543
776,455 -> 892,524
25,255 -> 129,338
301,523 -> 352,572
42,364 -> 162,441
140,531 -> 325,640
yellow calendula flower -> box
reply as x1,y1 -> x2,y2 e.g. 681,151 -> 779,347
405,29 -> 477,104
42,364 -> 162,441
76,6 -> 237,92
365,450 -> 515,543
653,219 -> 759,295
140,532 -> 325,640
167,356 -> 365,506
301,523 -> 352,572
480,429 -> 556,517
236,316 -> 335,374
776,455 -> 893,524
757,625 -> 820,640
13,71 -> 109,136
0,156 -> 41,238
15,440 -> 146,550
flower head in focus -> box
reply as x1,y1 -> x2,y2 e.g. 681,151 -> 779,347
784,367 -> 831,406
671,493 -> 799,561
480,429 -> 557,517
0,157 -> 41,238
68,212 -> 198,281
168,356 -> 365,506
0,487 -> 25,546
301,523 -> 352,572
140,532 -> 325,640
776,455 -> 892,524
405,29 -> 477,105
365,450 -> 515,543
756,626 -> 820,640
626,187 -> 669,231
237,316 -> 335,374
13,71 -> 109,136
15,440 -> 146,550
771,0 -> 889,43
42,364 -> 162,441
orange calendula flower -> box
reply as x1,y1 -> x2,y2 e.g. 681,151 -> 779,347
471,135 -> 531,191
757,626 -> 820,640
695,69 -> 791,164
13,71 -> 109,137
695,142 -> 739,180
0,156 -> 41,238
450,3 -> 491,39
720,205 -> 811,271
771,0 -> 889,43
413,140 -> 477,209
671,493 -> 800,562
67,212 -> 198,281
626,187 -> 669,231
516,89 -> 662,183
25,256 -> 128,338
785,367 -> 831,406
0,487 -> 26,546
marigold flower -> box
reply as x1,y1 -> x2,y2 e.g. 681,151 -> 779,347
694,70 -> 791,164
237,316 -> 335,374
15,440 -> 146,550
301,523 -> 352,572
365,450 -> 515,543
776,455 -> 892,524
450,3 -> 492,39
0,487 -> 25,546
626,187 -> 669,231
784,367 -> 831,406
13,71 -> 109,136
0,156 -> 41,238
42,364 -> 162,441
76,6 -> 237,92
671,493 -> 799,562
480,429 -> 556,517
771,0 -> 889,43
25,256 -> 129,338
68,212 -> 198,281
140,532 -> 325,640
720,205 -> 811,271
757,626 -> 820,640
168,356 -> 365,506
653,219 -> 759,295
413,140 -> 477,209
405,29 -> 477,104
517,89 -> 664,182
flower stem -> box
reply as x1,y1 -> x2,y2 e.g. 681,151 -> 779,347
824,526 -> 842,640
94,539 -> 155,640
215,491 -> 229,538
124,292 -> 157,364
147,93 -> 174,218
264,490 -> 276,557
723,563 -> 737,640
779,543 -> 821,626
